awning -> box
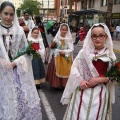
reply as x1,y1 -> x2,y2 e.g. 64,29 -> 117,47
69,9 -> 108,15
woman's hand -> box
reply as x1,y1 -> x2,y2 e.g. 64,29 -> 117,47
88,78 -> 99,88
80,80 -> 89,90
59,51 -> 65,56
11,62 -> 16,68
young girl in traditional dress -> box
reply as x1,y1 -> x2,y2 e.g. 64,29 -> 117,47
46,23 -> 74,88
34,16 -> 49,63
28,27 -> 45,89
0,1 -> 42,119
61,23 -> 116,120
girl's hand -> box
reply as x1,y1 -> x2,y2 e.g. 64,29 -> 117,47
88,78 -> 99,88
36,50 -> 39,54
11,62 -> 16,68
59,51 -> 65,56
80,80 -> 89,90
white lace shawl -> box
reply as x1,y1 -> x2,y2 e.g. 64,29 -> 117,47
0,25 -> 40,119
48,23 -> 74,63
61,23 -> 116,105
27,29 -> 45,62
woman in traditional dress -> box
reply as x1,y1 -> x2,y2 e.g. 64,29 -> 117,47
0,1 -> 42,119
28,27 -> 45,89
61,23 -> 116,120
46,23 -> 74,88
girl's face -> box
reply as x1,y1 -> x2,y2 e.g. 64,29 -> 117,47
0,6 -> 14,25
60,25 -> 68,37
91,27 -> 107,50
31,29 -> 39,39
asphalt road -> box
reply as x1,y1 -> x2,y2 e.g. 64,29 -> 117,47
38,34 -> 120,120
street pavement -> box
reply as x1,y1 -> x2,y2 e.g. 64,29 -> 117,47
38,34 -> 120,120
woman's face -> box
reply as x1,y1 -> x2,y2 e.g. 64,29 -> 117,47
60,25 -> 68,37
31,29 -> 39,39
0,6 -> 14,25
91,27 -> 107,50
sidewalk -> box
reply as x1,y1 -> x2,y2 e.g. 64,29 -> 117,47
113,40 -> 120,53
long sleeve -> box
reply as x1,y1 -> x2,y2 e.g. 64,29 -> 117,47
59,40 -> 74,57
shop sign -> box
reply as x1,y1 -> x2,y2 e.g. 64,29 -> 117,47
112,13 -> 120,19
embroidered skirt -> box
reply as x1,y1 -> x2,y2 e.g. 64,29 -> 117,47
32,57 -> 45,85
46,56 -> 69,88
63,84 -> 111,120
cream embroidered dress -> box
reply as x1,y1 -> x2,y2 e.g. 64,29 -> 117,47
61,23 -> 116,120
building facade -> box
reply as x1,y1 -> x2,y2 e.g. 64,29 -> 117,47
59,0 -> 77,22
76,0 -> 120,26
37,0 -> 60,21
8,0 -> 23,9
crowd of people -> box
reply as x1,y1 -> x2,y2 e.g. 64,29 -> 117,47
0,1 -> 117,120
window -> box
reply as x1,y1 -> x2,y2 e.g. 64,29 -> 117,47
49,10 -> 55,13
114,0 -> 120,4
60,9 -> 62,15
89,0 -> 94,8
81,1 -> 84,9
65,9 -> 67,14
61,0 -> 63,6
101,0 -> 108,6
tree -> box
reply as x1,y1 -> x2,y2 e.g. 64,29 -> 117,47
19,0 -> 41,18
16,8 -> 21,17
106,0 -> 113,29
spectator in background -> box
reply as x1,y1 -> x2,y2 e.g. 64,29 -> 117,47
115,24 -> 120,40
18,18 -> 29,37
110,24 -> 115,38
70,17 -> 77,33
73,27 -> 86,45
23,11 -> 35,37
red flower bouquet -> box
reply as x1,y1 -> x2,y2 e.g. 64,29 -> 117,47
50,41 -> 58,49
105,58 -> 120,84
11,42 -> 40,62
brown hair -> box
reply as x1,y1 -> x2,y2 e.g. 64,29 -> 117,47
60,24 -> 68,30
31,27 -> 39,33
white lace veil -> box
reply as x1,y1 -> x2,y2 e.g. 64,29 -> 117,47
27,27 -> 43,41
53,23 -> 73,42
83,23 -> 116,60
